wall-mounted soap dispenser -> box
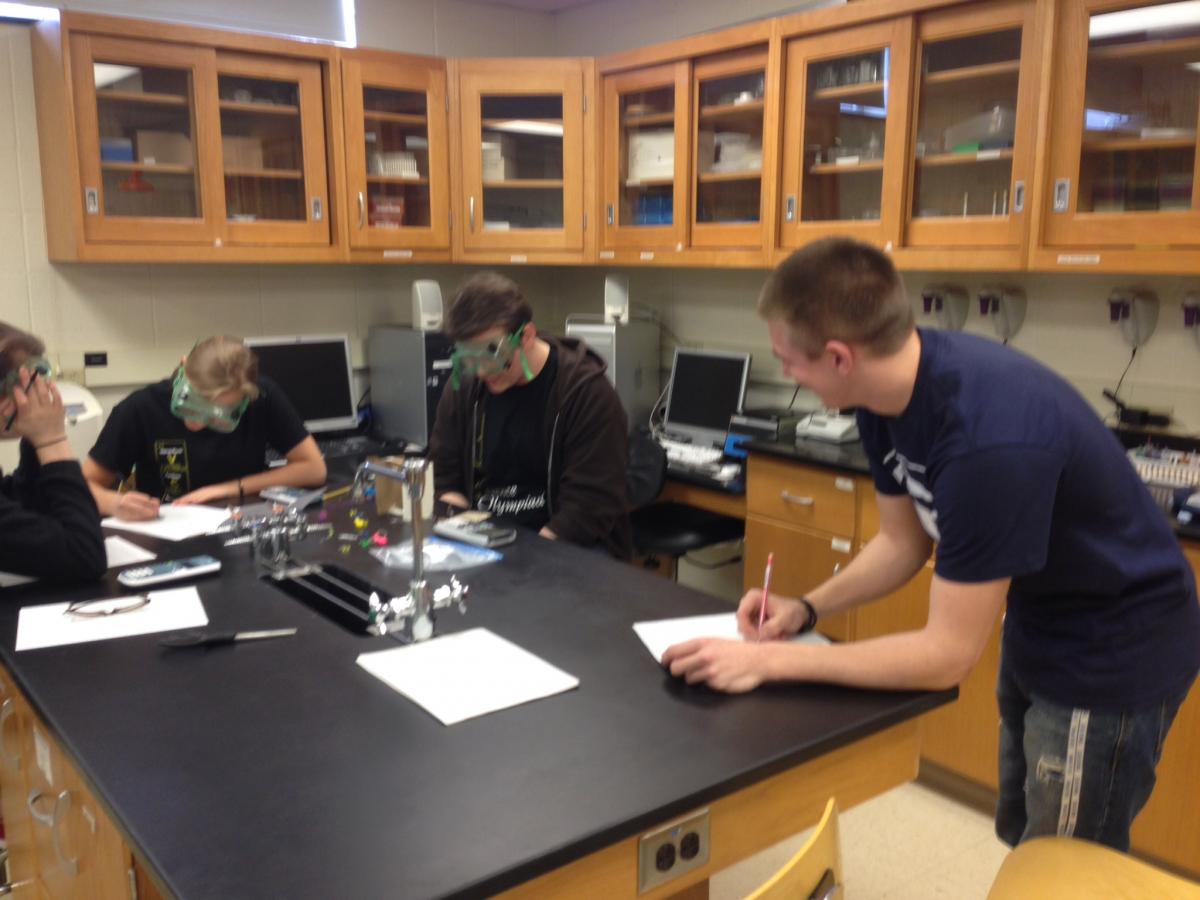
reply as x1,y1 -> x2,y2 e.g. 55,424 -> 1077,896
978,286 -> 1026,343
920,285 -> 969,331
1108,288 -> 1158,349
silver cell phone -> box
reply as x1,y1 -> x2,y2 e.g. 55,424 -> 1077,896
117,555 -> 222,588
433,514 -> 517,548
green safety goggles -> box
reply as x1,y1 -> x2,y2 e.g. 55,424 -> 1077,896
169,367 -> 249,433
0,357 -> 53,402
449,327 -> 534,389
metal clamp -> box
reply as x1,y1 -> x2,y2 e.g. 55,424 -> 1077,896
780,491 -> 815,507
27,790 -> 78,876
0,699 -> 19,768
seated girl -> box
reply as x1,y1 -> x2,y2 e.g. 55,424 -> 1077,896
84,335 -> 326,521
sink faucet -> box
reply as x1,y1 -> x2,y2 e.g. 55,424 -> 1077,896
352,457 -> 467,640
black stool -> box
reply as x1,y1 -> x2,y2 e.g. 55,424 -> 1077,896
631,503 -> 744,580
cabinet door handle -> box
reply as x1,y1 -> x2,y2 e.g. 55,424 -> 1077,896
27,790 -> 78,876
469,196 -> 476,232
785,195 -> 795,222
606,203 -> 614,226
357,192 -> 366,229
0,699 -> 19,768
780,491 -> 814,507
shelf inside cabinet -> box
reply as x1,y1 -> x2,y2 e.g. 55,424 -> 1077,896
482,179 -> 564,188
922,60 -> 1019,86
697,170 -> 762,183
364,111 -> 427,126
223,168 -> 303,179
624,111 -> 674,127
809,159 -> 884,174
1088,35 -> 1200,63
916,149 -> 1014,167
1082,135 -> 1197,153
219,100 -> 299,117
810,81 -> 885,103
625,177 -> 674,187
101,161 -> 194,174
367,175 -> 429,185
698,99 -> 765,124
97,90 -> 188,108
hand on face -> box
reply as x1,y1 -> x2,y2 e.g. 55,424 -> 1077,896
3,367 -> 66,445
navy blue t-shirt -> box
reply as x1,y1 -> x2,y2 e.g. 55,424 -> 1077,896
857,328 -> 1200,710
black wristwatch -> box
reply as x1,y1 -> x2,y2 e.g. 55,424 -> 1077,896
797,596 -> 819,634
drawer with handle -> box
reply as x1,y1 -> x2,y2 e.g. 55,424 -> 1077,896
746,455 -> 857,537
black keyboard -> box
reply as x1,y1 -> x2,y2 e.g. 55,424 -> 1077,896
265,434 -> 393,467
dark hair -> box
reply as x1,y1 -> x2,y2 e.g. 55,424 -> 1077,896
445,272 -> 533,342
758,238 -> 914,358
0,322 -> 46,381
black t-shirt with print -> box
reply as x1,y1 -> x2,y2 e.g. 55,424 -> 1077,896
473,346 -> 558,530
89,376 -> 309,501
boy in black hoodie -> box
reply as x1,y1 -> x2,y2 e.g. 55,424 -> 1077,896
0,322 -> 106,582
430,273 -> 632,560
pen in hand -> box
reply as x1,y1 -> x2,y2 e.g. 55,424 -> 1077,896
757,552 -> 774,642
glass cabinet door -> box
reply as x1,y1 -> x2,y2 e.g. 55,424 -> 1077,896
215,55 -> 329,245
907,1 -> 1038,249
1045,0 -> 1200,246
343,55 -> 449,250
602,62 -> 689,250
459,62 -> 584,252
781,20 -> 913,248
692,48 -> 769,248
70,35 -> 219,244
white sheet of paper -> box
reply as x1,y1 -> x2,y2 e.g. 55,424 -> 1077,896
15,586 -> 208,652
0,571 -> 34,588
633,612 -> 831,664
356,627 -> 579,726
104,536 -> 157,568
102,504 -> 230,542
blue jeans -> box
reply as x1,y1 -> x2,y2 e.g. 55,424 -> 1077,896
995,657 -> 1194,851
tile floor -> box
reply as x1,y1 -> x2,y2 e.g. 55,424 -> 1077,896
711,781 -> 1011,899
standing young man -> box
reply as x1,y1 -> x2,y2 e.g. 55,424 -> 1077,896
662,237 -> 1200,851
429,272 -> 632,560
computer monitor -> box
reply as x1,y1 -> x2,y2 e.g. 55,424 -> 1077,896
662,348 -> 751,448
244,335 -> 358,434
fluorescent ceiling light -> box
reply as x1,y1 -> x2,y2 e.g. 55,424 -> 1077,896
483,120 -> 564,137
338,0 -> 356,48
0,2 -> 59,21
1090,0 -> 1200,39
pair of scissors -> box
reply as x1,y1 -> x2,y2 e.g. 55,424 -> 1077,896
159,627 -> 297,649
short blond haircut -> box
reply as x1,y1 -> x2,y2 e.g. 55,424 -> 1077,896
184,336 -> 260,401
758,238 -> 914,359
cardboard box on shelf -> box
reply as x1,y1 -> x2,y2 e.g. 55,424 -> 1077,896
628,129 -> 674,182
222,135 -> 264,170
135,130 -> 193,166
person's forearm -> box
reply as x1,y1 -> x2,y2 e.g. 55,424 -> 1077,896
763,628 -> 967,692
87,480 -> 122,517
806,530 -> 932,618
239,459 -> 326,495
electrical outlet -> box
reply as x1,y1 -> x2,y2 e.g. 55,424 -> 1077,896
637,807 -> 710,893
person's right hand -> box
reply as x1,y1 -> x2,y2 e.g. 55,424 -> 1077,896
115,491 -> 161,521
736,588 -> 806,640
10,368 -> 66,446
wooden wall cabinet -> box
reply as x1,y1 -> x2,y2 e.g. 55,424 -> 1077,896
33,13 -> 344,263
450,58 -> 593,264
894,0 -> 1043,270
779,19 -> 914,254
341,49 -> 451,261
1032,0 -> 1200,272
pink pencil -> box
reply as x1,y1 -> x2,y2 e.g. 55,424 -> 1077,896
757,552 -> 774,641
